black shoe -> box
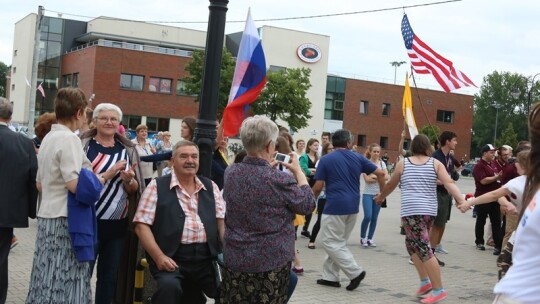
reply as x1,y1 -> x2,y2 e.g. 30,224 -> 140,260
436,256 -> 445,267
346,271 -> 366,291
476,244 -> 485,251
493,248 -> 501,255
301,230 -> 311,238
317,279 -> 341,288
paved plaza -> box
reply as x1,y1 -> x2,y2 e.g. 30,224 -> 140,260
7,177 -> 498,303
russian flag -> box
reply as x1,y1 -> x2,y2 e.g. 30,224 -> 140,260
222,9 -> 266,137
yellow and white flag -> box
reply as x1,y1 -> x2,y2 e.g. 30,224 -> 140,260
402,73 -> 418,139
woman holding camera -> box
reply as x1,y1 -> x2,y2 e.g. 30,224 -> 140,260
221,116 -> 315,303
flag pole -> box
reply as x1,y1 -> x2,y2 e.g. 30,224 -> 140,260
409,71 -> 439,141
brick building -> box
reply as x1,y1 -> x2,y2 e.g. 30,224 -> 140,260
342,77 -> 473,163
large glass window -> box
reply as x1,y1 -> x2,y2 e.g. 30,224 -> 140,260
325,76 -> 346,121
146,117 -> 170,131
149,77 -> 172,93
122,115 -> 142,130
437,110 -> 454,123
120,74 -> 144,91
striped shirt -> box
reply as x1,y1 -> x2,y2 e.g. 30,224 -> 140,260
400,157 -> 438,217
86,139 -> 129,220
134,170 -> 226,244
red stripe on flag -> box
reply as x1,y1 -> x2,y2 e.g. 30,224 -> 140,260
222,79 -> 266,137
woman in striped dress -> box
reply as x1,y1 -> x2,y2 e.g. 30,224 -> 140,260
26,88 -> 92,303
375,134 -> 465,304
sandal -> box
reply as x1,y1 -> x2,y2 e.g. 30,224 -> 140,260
308,242 -> 316,249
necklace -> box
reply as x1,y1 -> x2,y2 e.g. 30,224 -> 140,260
94,136 -> 115,147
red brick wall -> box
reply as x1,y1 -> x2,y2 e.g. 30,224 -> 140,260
61,46 -> 199,119
343,79 -> 473,163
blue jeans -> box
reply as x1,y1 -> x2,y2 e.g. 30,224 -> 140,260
361,194 -> 381,240
287,270 -> 298,302
89,235 -> 126,304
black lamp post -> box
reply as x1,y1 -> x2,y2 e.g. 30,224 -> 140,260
193,0 -> 229,178
511,73 -> 540,139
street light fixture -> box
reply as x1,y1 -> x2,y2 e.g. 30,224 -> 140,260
510,73 -> 540,117
492,101 -> 502,144
390,61 -> 407,84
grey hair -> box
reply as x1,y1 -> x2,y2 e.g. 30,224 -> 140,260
172,140 -> 199,158
240,115 -> 279,153
0,97 -> 13,120
93,103 -> 123,121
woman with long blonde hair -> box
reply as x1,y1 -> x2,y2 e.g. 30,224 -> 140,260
360,143 -> 388,247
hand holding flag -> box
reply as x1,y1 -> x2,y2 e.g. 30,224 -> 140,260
222,9 -> 267,137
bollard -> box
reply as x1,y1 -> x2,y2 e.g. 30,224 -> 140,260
134,258 -> 149,304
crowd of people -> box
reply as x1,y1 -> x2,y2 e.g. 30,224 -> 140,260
1,86 -> 539,304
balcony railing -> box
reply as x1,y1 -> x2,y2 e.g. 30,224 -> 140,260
68,39 -> 193,57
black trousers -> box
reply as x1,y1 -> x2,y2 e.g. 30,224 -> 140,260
150,243 -> 218,304
310,198 -> 326,243
475,202 -> 502,250
0,227 -> 13,304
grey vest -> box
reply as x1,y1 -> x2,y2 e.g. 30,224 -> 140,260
149,174 -> 220,265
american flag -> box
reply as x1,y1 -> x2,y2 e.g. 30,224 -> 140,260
401,14 -> 476,93
37,82 -> 46,98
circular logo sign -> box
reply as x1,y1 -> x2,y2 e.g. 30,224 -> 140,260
297,43 -> 322,63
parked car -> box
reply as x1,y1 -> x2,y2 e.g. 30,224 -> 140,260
461,163 -> 475,177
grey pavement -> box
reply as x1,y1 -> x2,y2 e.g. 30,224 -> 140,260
8,177 -> 498,303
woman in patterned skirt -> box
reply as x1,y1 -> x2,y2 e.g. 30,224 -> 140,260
26,88 -> 93,303
375,134 -> 465,304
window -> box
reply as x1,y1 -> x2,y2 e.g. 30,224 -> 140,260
269,65 -> 286,72
149,77 -> 172,93
325,76 -> 346,121
357,135 -> 366,147
122,115 -> 142,130
360,100 -> 368,114
13,50 -> 17,56
437,110 -> 454,123
120,74 -> 144,91
11,84 -> 15,91
382,103 -> 391,116
72,73 -> 79,88
176,79 -> 188,95
146,117 -> 170,131
403,139 -> 411,151
380,136 -> 388,149
12,67 -> 16,74
63,74 -> 72,87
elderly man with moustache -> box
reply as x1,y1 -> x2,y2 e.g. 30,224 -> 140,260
134,140 -> 225,303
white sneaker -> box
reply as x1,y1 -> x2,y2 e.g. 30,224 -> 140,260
435,244 -> 448,254
360,238 -> 368,248
367,239 -> 377,247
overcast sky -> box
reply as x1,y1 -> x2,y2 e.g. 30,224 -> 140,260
1,0 -> 539,95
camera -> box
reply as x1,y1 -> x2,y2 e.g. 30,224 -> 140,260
274,153 -> 290,163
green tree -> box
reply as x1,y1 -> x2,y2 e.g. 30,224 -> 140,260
252,68 -> 312,131
496,122 -> 518,149
419,124 -> 441,145
472,71 -> 530,157
183,48 -> 235,119
0,61 -> 9,97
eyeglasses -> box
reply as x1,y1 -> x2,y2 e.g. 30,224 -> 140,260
96,116 -> 119,123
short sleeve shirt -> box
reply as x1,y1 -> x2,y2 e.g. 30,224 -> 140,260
473,159 -> 501,197
37,124 -> 91,218
314,149 -> 377,215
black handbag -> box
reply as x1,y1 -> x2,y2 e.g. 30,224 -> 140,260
381,199 -> 387,208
